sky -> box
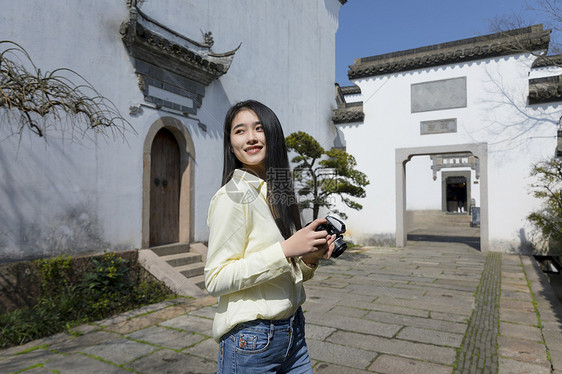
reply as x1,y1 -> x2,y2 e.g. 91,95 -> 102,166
335,0 -> 552,86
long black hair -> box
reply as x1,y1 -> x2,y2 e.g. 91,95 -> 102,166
222,100 -> 302,238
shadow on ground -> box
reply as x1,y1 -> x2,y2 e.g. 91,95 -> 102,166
407,234 -> 481,251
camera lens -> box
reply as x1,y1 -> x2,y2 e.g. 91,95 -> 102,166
332,237 -> 347,258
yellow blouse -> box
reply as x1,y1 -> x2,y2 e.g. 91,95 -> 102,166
204,169 -> 315,341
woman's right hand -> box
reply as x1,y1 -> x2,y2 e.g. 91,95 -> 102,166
280,218 -> 330,258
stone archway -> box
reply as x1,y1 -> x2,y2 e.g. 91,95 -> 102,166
142,117 -> 196,249
396,143 -> 488,251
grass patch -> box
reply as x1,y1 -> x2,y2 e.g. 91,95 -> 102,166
0,251 -> 175,348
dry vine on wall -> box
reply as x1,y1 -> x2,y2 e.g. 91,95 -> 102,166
0,40 -> 131,140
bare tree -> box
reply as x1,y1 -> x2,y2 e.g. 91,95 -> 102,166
0,41 -> 131,140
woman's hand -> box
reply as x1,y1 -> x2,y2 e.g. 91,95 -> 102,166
301,233 -> 336,268
280,218 -> 336,259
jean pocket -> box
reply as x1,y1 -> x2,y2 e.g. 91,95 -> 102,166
235,330 -> 271,354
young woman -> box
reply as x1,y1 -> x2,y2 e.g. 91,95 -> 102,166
205,100 -> 335,373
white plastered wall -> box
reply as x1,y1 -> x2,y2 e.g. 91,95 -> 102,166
0,0 -> 343,260
336,54 -> 561,252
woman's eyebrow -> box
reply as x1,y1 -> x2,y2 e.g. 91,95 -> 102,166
232,121 -> 262,131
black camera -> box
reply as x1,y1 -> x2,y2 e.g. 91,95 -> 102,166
313,216 -> 348,258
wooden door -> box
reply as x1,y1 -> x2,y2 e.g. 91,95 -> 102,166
150,128 -> 180,246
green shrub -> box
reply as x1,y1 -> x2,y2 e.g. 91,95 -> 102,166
0,251 -> 174,348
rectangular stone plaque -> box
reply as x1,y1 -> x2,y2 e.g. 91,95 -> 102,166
420,118 -> 457,135
411,77 -> 467,113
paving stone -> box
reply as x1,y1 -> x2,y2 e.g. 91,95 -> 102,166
19,366 -> 54,374
183,337 -> 219,362
81,338 -> 158,365
500,298 -> 536,312
498,357 -> 551,374
305,313 -> 401,338
365,310 -> 467,334
47,331 -> 118,354
332,305 -> 368,318
499,309 -> 539,325
423,288 -> 475,299
0,332 -> 69,357
305,324 -> 337,341
306,285 -> 378,304
43,353 -> 130,373
346,283 -> 424,299
159,314 -> 213,335
499,321 -> 544,342
127,326 -> 205,350
502,283 -> 530,293
104,313 -> 163,334
187,306 -> 216,320
549,347 -> 562,373
313,361 -> 370,373
325,330 -> 457,365
126,349 -> 216,374
430,311 -> 470,323
368,354 -> 453,374
307,339 -> 377,370
361,302 -> 430,318
501,289 -> 533,302
497,336 -> 551,367
396,326 -> 464,348
374,296 -> 472,315
0,349 -> 60,373
67,323 -> 101,336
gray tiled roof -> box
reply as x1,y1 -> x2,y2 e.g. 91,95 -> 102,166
332,102 -> 364,124
340,85 -> 361,95
532,54 -> 562,68
529,75 -> 562,104
349,25 -> 551,79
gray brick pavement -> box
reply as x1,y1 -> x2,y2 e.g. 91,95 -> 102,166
1,243 -> 560,374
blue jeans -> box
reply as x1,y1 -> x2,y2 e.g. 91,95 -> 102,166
217,307 -> 313,373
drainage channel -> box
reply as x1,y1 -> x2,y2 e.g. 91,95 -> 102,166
454,252 -> 501,374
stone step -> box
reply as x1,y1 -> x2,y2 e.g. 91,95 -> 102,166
161,252 -> 202,267
177,262 -> 205,278
191,274 -> 206,289
150,243 -> 190,257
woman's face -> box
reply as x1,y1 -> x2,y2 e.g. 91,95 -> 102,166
230,109 -> 267,175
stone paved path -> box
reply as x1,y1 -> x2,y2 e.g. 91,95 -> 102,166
1,242 -> 561,373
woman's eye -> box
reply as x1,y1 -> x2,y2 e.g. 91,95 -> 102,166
256,126 -> 264,132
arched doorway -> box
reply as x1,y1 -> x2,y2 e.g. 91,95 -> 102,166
142,117 -> 195,249
149,128 -> 180,246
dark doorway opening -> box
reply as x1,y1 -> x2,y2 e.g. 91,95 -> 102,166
446,176 -> 467,213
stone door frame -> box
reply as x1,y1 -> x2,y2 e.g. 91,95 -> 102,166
396,143 -> 488,251
142,117 -> 195,249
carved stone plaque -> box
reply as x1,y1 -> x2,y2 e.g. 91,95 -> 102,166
420,118 -> 457,135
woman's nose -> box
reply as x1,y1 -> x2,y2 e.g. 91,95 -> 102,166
246,130 -> 258,143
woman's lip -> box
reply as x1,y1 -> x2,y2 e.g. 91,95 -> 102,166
245,146 -> 263,154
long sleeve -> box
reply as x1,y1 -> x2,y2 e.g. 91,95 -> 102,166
204,190 -> 292,297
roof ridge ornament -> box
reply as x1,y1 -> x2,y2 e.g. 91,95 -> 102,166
120,6 -> 241,86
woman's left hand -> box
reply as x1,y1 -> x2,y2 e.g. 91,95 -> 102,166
301,233 -> 336,266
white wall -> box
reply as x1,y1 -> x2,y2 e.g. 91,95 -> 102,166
338,54 -> 561,251
0,0 -> 342,260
